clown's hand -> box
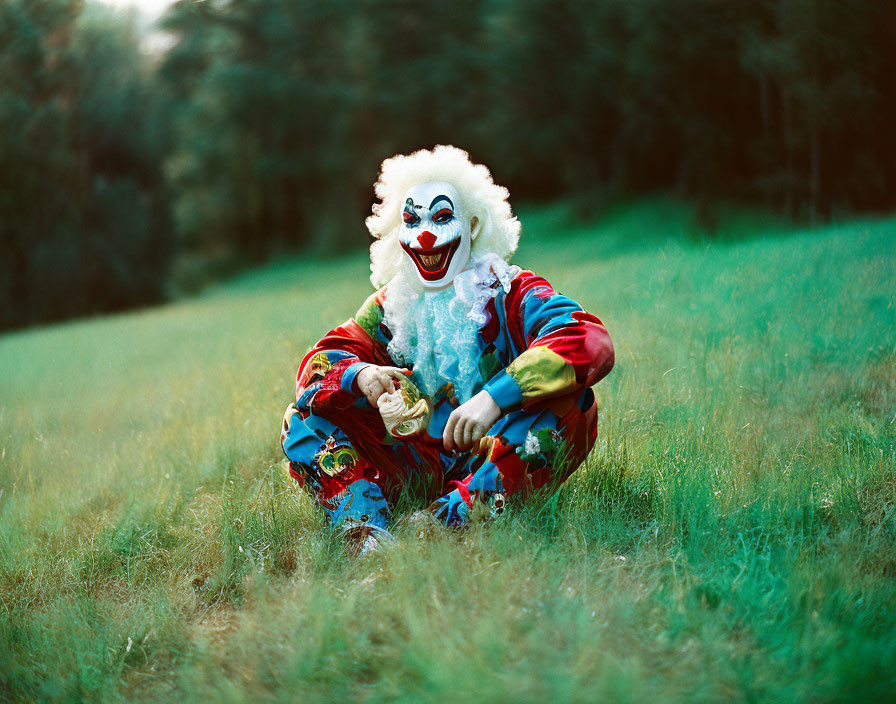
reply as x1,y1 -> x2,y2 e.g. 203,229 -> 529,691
355,365 -> 410,407
443,390 -> 502,452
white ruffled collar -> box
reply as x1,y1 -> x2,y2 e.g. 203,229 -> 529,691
382,253 -> 520,401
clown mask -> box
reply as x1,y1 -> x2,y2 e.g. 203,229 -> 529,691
398,181 -> 480,289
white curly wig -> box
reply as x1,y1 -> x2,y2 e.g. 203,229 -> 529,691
366,145 -> 521,288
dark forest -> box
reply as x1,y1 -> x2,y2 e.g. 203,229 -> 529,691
2,0 -> 894,330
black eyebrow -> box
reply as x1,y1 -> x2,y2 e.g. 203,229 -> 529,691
429,195 -> 454,210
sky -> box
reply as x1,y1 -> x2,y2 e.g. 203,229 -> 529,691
94,0 -> 176,21
93,0 -> 178,53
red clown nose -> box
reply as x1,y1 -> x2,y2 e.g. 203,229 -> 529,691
416,231 -> 437,249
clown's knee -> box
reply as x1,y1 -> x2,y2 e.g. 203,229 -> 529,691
281,411 -> 354,466
281,410 -> 321,465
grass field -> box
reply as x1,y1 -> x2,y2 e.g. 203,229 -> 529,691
1,199 -> 894,702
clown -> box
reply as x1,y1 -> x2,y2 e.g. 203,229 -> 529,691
280,146 -> 614,548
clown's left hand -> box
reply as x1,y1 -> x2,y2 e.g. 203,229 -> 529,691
443,390 -> 502,452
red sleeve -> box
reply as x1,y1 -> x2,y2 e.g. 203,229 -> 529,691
294,306 -> 393,416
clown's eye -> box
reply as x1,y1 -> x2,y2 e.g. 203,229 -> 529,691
403,211 -> 420,225
433,208 -> 454,223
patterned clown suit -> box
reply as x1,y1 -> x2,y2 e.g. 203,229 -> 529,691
280,270 -> 614,529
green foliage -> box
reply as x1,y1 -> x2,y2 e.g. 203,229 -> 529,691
0,201 -> 893,701
159,0 -> 896,277
0,1 -> 172,331
2,0 -> 895,329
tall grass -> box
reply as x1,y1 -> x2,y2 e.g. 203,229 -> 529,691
0,201 -> 893,702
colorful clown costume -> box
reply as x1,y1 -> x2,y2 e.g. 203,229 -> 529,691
280,266 -> 614,529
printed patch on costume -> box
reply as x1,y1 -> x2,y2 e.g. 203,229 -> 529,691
517,428 -> 565,471
303,352 -> 334,383
432,381 -> 457,405
313,435 -> 359,477
468,490 -> 508,523
354,291 -> 385,340
478,347 -> 502,382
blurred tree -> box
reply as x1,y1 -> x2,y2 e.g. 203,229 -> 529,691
3,0 -> 894,328
161,0 -> 497,287
0,0 -> 80,328
159,0 -> 894,287
0,0 -> 172,330
69,4 -> 174,312
740,0 -> 888,221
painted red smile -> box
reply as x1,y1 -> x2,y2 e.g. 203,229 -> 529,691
400,237 -> 461,281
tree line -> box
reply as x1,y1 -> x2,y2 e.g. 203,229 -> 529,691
2,0 -> 894,330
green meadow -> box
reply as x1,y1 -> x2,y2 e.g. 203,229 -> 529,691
0,200 -> 894,702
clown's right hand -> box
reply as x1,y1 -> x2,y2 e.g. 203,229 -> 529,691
355,365 -> 411,407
